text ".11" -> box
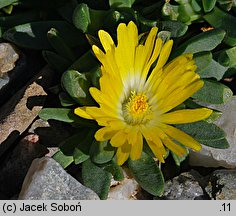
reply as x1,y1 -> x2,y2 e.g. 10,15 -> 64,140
221,203 -> 231,212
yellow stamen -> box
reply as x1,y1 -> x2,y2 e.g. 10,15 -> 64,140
123,91 -> 150,125
128,92 -> 149,115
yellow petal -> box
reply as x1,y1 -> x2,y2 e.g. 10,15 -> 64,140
85,107 -> 118,121
154,39 -> 173,71
74,107 -> 93,119
161,108 -> 213,124
143,27 -> 158,63
98,30 -> 114,52
160,80 -> 204,113
145,139 -> 165,163
95,127 -> 117,141
92,45 -> 105,64
127,21 -> 138,49
89,87 -> 120,109
162,135 -> 187,157
130,132 -> 143,160
160,124 -> 202,151
116,142 -> 131,165
141,125 -> 167,157
110,130 -> 127,147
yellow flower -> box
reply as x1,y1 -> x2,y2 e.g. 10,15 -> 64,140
74,21 -> 212,165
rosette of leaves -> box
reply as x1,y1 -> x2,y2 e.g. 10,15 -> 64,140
1,0 -> 234,199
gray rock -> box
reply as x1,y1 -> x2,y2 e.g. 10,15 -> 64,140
155,172 -> 204,200
0,43 -> 19,75
205,170 -> 236,200
18,157 -> 100,200
0,134 -> 48,198
0,66 -> 54,157
189,96 -> 236,168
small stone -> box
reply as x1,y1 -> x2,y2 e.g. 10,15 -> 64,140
189,96 -> 236,168
18,157 -> 100,200
0,134 -> 48,198
155,172 -> 204,200
108,168 -> 140,200
205,170 -> 236,200
0,43 -> 19,75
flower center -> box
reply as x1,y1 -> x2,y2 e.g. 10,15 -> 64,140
122,91 -> 151,125
128,92 -> 149,115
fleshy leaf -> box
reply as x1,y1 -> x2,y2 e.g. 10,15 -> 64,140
200,138 -> 230,149
204,7 -> 236,46
82,159 -> 112,200
73,148 -> 90,165
202,0 -> 217,12
172,29 -> 225,58
192,79 -> 233,104
109,0 -> 135,8
59,92 -> 76,107
42,50 -> 71,73
39,108 -> 78,123
53,150 -> 74,168
3,21 -> 86,49
128,152 -> 164,196
194,52 -> 227,80
0,0 -> 16,9
102,160 -> 124,181
61,69 -> 95,105
218,46 -> 236,67
161,20 -> 188,37
175,121 -> 226,142
47,28 -> 75,61
90,140 -> 115,164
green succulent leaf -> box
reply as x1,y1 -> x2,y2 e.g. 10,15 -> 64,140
90,140 -> 115,164
59,92 -> 76,107
73,3 -> 107,34
57,0 -> 78,23
176,121 -> 229,149
162,2 -> 179,21
53,150 -> 74,169
109,0 -> 136,8
73,148 -> 90,165
47,28 -> 75,61
0,10 -> 41,28
202,0 -> 217,12
200,138 -> 229,149
39,108 -> 78,123
218,46 -> 236,67
3,21 -> 86,49
61,69 -> 95,105
128,152 -> 164,196
161,20 -> 188,38
60,129 -> 95,156
0,0 -> 16,9
42,50 -> 71,73
82,159 -> 112,200
217,0 -> 236,11
102,160 -> 124,181
175,121 -> 226,142
69,50 -> 99,72
192,79 -> 233,104
172,29 -> 226,58
204,7 -> 236,46
18,0 -> 68,8
194,52 -> 228,80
